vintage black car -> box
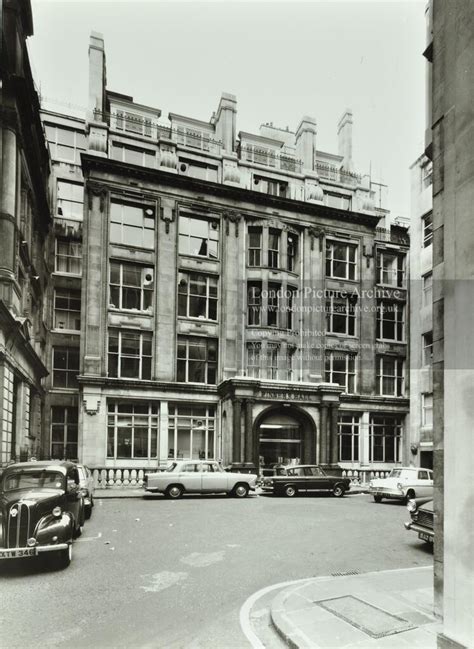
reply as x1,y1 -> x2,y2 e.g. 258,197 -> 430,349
261,464 -> 351,497
404,497 -> 434,545
0,461 -> 85,569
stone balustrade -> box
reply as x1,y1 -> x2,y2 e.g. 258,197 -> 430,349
341,469 -> 392,485
91,467 -> 154,489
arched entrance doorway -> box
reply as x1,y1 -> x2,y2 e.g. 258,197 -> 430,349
255,407 -> 316,474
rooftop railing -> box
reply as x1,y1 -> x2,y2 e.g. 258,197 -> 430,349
315,161 -> 361,186
94,109 -> 223,153
239,145 -> 303,173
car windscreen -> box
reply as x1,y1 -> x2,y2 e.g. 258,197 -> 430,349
389,469 -> 402,478
2,470 -> 65,492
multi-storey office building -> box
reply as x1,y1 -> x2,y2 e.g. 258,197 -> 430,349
40,108 -> 86,462
409,153 -> 433,470
0,0 -> 51,464
41,32 -> 409,480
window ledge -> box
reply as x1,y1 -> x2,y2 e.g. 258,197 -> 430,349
177,316 -> 218,324
109,307 -> 153,316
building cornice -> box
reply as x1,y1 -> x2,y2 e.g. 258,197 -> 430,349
81,154 -> 381,229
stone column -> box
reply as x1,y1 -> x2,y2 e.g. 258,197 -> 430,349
330,404 -> 339,465
244,399 -> 254,463
159,401 -> 169,465
232,398 -> 242,462
0,120 -> 17,289
319,405 -> 328,464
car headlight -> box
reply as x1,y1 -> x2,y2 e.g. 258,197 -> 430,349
369,480 -> 374,488
407,499 -> 417,513
397,482 -> 404,491
52,506 -> 62,518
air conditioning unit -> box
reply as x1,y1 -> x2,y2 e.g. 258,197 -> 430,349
179,162 -> 189,175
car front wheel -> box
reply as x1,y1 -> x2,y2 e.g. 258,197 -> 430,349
333,484 -> 345,498
373,495 -> 383,503
53,544 -> 72,570
284,485 -> 297,498
166,485 -> 184,499
232,483 -> 249,498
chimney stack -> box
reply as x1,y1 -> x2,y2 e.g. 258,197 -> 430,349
88,31 -> 106,122
337,109 -> 353,172
215,92 -> 237,153
295,116 -> 317,171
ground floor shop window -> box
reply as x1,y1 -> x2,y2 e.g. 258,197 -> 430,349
168,404 -> 215,460
338,413 -> 360,462
51,406 -> 78,459
369,414 -> 403,462
107,402 -> 158,459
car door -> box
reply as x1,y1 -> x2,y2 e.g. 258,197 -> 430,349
200,463 -> 226,493
417,469 -> 432,497
65,467 -> 82,523
287,467 -> 308,491
307,466 -> 331,491
179,463 -> 201,492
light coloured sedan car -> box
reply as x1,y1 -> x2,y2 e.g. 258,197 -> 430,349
143,460 -> 257,498
76,464 -> 95,519
369,467 -> 433,503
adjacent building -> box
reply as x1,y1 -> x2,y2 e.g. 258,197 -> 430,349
425,1 -> 474,646
409,153 -> 433,470
36,32 -> 410,483
0,0 -> 51,465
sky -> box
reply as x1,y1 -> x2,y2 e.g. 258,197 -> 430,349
28,0 -> 426,218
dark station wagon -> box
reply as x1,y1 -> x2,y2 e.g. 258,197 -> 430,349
0,461 -> 85,569
261,464 -> 351,498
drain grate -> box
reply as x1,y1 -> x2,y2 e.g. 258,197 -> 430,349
315,595 -> 415,639
330,570 -> 360,576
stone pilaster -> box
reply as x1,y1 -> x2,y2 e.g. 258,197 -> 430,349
232,398 -> 242,462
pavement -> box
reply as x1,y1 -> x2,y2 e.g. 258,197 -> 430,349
257,566 -> 438,649
95,487 -> 437,648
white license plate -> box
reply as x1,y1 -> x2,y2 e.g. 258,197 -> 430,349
418,532 -> 433,543
0,548 -> 38,559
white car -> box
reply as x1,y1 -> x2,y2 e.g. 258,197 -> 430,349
143,460 -> 258,499
369,467 -> 433,503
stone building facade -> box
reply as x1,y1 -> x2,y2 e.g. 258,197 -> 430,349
409,152 -> 433,470
39,32 -> 410,481
0,0 -> 51,464
425,1 -> 474,647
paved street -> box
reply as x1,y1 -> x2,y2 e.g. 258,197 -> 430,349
1,492 -> 433,649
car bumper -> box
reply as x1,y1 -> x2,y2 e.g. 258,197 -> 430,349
370,488 -> 404,499
404,521 -> 434,541
0,543 -> 69,560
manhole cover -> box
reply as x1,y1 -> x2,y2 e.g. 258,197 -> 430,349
315,596 -> 415,639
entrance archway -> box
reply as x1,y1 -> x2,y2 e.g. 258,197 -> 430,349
254,406 -> 316,473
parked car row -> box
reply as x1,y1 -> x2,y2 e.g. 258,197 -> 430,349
143,462 -> 351,498
0,460 -> 95,570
